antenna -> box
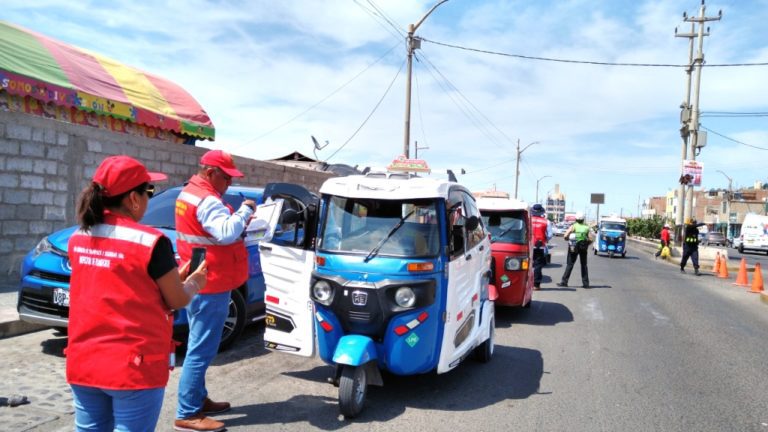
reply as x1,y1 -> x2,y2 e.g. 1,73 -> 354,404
311,135 -> 329,162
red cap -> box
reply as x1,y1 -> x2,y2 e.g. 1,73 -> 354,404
93,156 -> 167,197
200,150 -> 244,178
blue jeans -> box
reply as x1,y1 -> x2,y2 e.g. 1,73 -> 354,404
176,291 -> 230,419
71,384 -> 164,432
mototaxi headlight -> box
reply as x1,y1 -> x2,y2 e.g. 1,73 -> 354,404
312,280 -> 334,305
394,286 -> 416,308
504,257 -> 522,271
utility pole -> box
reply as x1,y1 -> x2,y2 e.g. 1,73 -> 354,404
679,1 -> 722,235
403,0 -> 448,158
535,175 -> 551,204
716,170 -> 732,238
414,141 -> 429,159
514,139 -> 539,199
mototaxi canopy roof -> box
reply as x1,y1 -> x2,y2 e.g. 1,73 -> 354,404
0,21 -> 214,140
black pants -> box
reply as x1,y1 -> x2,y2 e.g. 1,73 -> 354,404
533,248 -> 546,286
561,245 -> 589,286
680,244 -> 699,270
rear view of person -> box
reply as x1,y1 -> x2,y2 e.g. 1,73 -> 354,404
530,203 -> 551,289
557,212 -> 593,288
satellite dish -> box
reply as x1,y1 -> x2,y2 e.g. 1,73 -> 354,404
311,135 -> 329,162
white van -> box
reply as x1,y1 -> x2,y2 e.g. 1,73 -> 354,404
737,213 -> 768,255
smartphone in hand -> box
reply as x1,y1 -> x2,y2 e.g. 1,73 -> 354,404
190,247 -> 206,273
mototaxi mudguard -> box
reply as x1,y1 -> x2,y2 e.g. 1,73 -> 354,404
332,334 -> 383,386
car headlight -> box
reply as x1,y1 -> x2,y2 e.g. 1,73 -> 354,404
505,257 -> 522,271
312,280 -> 334,306
394,287 -> 416,308
31,237 -> 53,258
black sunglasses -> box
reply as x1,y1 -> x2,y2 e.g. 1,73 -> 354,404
145,184 -> 155,198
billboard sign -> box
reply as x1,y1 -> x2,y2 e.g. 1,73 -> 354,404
590,193 -> 605,204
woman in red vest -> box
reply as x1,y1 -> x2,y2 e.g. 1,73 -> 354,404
67,155 -> 208,432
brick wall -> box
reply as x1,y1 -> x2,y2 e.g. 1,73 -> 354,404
0,110 -> 333,277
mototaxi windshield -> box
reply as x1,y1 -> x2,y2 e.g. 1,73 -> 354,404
318,196 -> 440,257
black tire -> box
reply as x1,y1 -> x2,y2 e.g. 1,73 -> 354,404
593,248 -> 597,255
474,315 -> 495,363
339,365 -> 367,418
622,252 -> 626,258
738,244 -> 744,254
218,288 -> 246,352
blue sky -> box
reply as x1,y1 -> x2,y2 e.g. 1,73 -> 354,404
4,0 -> 768,218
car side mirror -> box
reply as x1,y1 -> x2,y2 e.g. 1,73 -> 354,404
279,208 -> 300,225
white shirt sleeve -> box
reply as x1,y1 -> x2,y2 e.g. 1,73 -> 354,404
196,196 -> 255,244
545,220 -> 553,240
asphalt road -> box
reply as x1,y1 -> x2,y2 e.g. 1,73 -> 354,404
2,245 -> 768,431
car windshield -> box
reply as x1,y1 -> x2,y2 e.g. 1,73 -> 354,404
140,188 -> 249,229
481,212 -> 527,244
601,223 -> 626,231
319,196 -> 440,257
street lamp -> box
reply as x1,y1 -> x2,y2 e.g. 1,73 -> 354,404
716,169 -> 733,238
535,175 -> 551,204
403,0 -> 449,158
514,139 -> 539,199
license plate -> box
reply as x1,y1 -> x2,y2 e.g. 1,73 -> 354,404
52,288 -> 70,307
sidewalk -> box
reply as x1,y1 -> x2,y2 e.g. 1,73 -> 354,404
0,273 -> 44,339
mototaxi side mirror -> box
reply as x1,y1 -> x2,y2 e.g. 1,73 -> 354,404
465,215 -> 479,231
279,208 -> 300,225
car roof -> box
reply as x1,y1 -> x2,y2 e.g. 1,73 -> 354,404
476,196 -> 529,211
319,175 -> 466,200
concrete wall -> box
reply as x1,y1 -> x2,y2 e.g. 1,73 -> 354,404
0,110 -> 333,277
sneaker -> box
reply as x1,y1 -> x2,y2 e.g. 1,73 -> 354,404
680,268 -> 685,273
202,397 -> 231,415
582,284 -> 590,288
556,282 -> 567,287
174,414 -> 225,432
533,284 -> 541,290
694,269 -> 700,276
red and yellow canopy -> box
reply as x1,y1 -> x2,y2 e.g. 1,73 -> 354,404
0,21 -> 215,140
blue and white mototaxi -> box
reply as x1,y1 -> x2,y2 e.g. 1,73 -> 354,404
593,216 -> 628,258
256,175 -> 497,418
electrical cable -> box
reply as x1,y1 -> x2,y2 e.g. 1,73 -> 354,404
421,38 -> 768,68
700,125 -> 768,150
365,0 -> 406,36
325,58 -> 407,162
353,0 -> 404,42
413,63 -> 430,155
233,42 -> 400,149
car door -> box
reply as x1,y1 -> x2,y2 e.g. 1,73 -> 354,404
259,183 -> 319,357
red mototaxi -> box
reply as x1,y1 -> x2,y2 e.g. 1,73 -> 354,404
476,196 -> 533,308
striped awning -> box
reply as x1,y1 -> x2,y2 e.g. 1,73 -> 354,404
0,21 -> 215,140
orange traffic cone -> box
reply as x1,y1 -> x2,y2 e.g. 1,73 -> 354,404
718,255 -> 729,279
712,252 -> 721,274
748,262 -> 764,293
733,258 -> 750,287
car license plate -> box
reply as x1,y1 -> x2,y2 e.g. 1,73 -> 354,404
52,288 -> 70,307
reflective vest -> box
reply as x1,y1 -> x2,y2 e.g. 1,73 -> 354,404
67,213 -> 173,389
531,215 -> 548,246
175,175 -> 248,294
573,222 -> 590,242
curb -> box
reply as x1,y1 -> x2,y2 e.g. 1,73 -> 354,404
0,308 -> 45,339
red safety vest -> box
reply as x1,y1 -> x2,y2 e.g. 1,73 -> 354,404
531,215 -> 548,246
175,175 -> 248,294
66,213 -> 173,389
661,228 -> 671,243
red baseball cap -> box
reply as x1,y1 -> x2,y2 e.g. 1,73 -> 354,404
93,155 -> 167,197
200,150 -> 244,178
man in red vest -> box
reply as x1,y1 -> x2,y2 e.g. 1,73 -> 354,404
174,150 -> 256,432
655,224 -> 671,259
530,203 -> 552,289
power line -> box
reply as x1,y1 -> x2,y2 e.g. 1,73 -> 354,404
365,0 -> 406,36
701,111 -> 768,117
353,0 -> 404,42
421,38 -> 768,68
325,58 -> 407,162
233,42 -> 400,149
700,125 -> 768,150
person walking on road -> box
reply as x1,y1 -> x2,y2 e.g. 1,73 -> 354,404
66,156 -> 207,432
680,218 -> 706,275
655,224 -> 672,259
530,203 -> 552,289
174,150 -> 256,432
557,212 -> 593,288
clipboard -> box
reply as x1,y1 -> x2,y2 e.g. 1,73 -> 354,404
244,198 -> 283,246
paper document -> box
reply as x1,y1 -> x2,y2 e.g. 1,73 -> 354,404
245,199 -> 283,246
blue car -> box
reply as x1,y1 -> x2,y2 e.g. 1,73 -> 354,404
16,185 -> 266,351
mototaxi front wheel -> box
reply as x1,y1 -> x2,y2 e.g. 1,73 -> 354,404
339,365 -> 367,418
